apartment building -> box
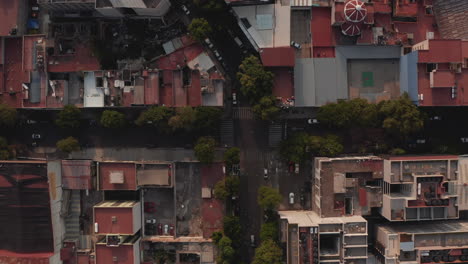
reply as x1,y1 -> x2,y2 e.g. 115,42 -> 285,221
375,221 -> 468,264
381,156 -> 459,221
280,211 -> 368,264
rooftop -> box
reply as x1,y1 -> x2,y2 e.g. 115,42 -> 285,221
378,220 -> 468,234
260,47 -> 295,67
279,210 -> 367,227
94,200 -> 139,208
434,0 -> 468,40
0,1 -> 21,36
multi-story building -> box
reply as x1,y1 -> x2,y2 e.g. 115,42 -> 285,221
381,156 -> 459,221
280,211 -> 368,264
95,0 -> 170,18
313,156 -> 384,218
375,221 -> 468,264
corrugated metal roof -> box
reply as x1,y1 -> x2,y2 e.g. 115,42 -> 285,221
61,160 -> 93,190
94,200 -> 138,208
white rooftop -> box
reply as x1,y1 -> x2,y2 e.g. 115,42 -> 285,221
279,210 -> 367,227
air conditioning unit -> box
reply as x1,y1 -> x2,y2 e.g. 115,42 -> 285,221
109,171 -> 124,184
426,32 -> 434,40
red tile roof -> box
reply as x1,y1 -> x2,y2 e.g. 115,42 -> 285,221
99,162 -> 137,190
260,47 -> 296,67
0,2 -> 20,36
0,251 -> 52,264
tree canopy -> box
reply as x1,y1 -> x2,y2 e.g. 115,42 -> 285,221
168,107 -> 197,131
257,186 -> 282,211
0,137 -> 10,160
194,0 -> 224,10
194,137 -> 216,163
194,106 -> 222,132
223,147 -> 240,168
237,56 -> 274,104
252,239 -> 283,264
311,135 -> 344,157
317,98 -> 378,128
379,93 -> 424,137
223,216 -> 242,247
252,95 -> 280,121
214,175 -> 240,200
56,137 -> 80,153
279,132 -> 311,163
217,236 -> 235,264
188,18 -> 212,42
100,110 -> 126,128
260,222 -> 278,242
135,106 -> 172,130
55,105 -> 81,129
0,104 -> 17,127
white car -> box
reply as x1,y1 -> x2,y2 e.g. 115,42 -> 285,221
181,5 -> 190,15
214,50 -> 221,58
291,41 -> 301,49
232,92 -> 237,105
32,134 -> 41,139
263,168 -> 268,179
307,118 -> 319,124
250,235 -> 255,247
294,163 -> 299,174
204,38 -> 214,49
26,119 -> 37,124
289,192 -> 295,204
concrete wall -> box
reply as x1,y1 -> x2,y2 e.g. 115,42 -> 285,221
48,160 -> 66,264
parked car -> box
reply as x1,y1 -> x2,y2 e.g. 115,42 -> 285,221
232,92 -> 237,105
181,5 -> 190,15
307,118 -> 319,124
461,137 -> 468,143
234,37 -> 244,48
214,50 -> 221,58
250,235 -> 255,247
32,134 -> 41,139
204,38 -> 214,49
263,168 -> 268,179
289,192 -> 295,204
291,41 -> 301,49
294,163 -> 299,174
26,119 -> 37,124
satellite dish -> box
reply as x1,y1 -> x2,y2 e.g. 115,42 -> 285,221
344,0 -> 367,23
341,22 -> 362,36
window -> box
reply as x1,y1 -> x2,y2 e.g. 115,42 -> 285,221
426,63 -> 437,73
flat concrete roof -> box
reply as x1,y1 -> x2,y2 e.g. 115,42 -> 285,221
378,221 -> 468,234
279,210 -> 367,227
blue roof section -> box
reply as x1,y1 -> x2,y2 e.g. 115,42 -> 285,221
400,51 -> 419,104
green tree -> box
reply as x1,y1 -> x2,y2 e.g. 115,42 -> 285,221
237,56 -> 274,104
0,137 -> 10,160
0,104 -> 17,127
258,186 -> 282,211
223,147 -> 240,168
211,231 -> 223,245
194,137 -> 216,163
135,106 -> 172,129
214,175 -> 240,200
56,136 -> 80,153
188,18 -> 212,42
311,135 -> 344,157
379,93 -> 424,137
317,98 -> 378,128
252,239 -> 282,264
223,216 -> 242,246
168,107 -> 196,131
260,222 -> 278,242
55,105 -> 81,129
100,110 -> 126,128
194,106 -> 222,132
252,95 -> 280,121
279,132 -> 312,163
217,236 -> 235,264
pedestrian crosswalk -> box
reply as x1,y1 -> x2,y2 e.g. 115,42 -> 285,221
269,122 -> 283,147
233,107 -> 254,120
220,119 -> 234,147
